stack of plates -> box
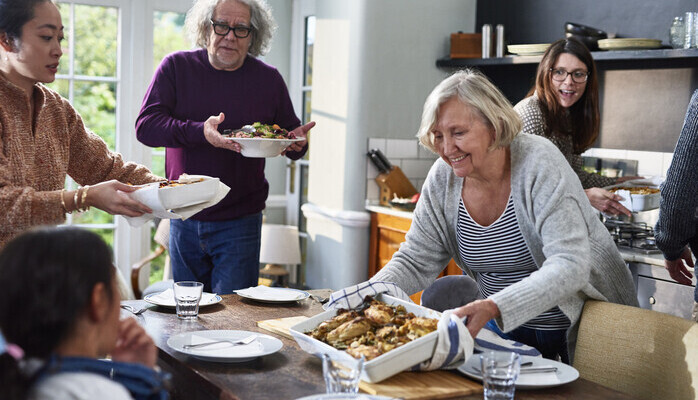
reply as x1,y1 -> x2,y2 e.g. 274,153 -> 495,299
598,38 -> 662,50
507,43 -> 551,56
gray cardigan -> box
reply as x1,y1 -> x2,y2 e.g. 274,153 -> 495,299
372,133 -> 637,345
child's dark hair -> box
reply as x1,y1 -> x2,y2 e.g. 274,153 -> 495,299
0,227 -> 115,400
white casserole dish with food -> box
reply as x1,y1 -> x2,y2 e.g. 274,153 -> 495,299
138,175 -> 220,209
604,184 -> 660,212
289,293 -> 441,383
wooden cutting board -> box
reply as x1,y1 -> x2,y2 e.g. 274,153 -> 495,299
360,371 -> 482,400
256,315 -> 309,339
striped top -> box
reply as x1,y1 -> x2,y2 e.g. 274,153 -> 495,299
457,196 -> 570,330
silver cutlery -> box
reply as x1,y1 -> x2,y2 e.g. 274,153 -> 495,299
474,365 -> 558,374
183,334 -> 257,350
120,304 -> 148,315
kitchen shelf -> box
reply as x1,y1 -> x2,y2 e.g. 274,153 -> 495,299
436,48 -> 698,70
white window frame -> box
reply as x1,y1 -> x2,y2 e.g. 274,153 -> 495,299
54,0 -> 192,279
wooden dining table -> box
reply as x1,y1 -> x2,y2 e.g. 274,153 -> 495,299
122,292 -> 638,400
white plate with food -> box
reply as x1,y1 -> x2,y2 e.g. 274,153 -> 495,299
223,123 -> 304,158
167,330 -> 282,362
234,285 -> 310,303
457,354 -> 579,389
144,288 -> 222,308
290,293 -> 441,383
135,174 -> 220,210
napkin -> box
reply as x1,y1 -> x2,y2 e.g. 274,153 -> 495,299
148,288 -> 218,307
474,327 -> 541,356
122,180 -> 230,227
516,367 -> 562,386
614,189 -> 633,212
186,334 -> 264,357
235,285 -> 305,301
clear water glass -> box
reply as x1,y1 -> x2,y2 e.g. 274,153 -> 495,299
480,351 -> 521,400
670,16 -> 684,49
322,353 -> 364,394
173,281 -> 203,320
685,12 -> 698,49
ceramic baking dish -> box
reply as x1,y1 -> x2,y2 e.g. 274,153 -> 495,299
289,293 -> 441,383
605,184 -> 660,212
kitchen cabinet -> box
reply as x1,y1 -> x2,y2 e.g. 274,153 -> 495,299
368,210 -> 462,304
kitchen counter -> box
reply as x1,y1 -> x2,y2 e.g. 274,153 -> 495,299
366,203 -> 668,268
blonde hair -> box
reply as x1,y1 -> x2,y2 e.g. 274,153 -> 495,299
184,0 -> 276,57
417,70 -> 521,153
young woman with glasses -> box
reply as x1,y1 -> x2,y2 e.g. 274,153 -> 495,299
515,38 -> 641,216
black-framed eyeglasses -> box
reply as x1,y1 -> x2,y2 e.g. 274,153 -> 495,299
210,20 -> 252,38
550,68 -> 589,83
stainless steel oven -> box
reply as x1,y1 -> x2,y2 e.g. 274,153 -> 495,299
628,262 -> 696,320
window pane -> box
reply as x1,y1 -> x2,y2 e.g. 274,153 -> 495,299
152,154 -> 166,178
86,227 -> 114,249
55,2 -> 71,76
302,91 -> 312,125
74,5 -> 117,77
46,78 -> 70,99
73,81 -> 117,150
303,16 -> 315,86
153,11 -> 187,73
74,209 -> 114,230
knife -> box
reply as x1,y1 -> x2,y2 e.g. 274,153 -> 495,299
373,148 -> 393,172
367,150 -> 390,173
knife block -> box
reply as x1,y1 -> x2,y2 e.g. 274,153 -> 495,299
376,167 -> 418,207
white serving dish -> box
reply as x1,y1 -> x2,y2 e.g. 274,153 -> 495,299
289,293 -> 441,383
155,175 -> 220,209
225,137 -> 304,158
604,183 -> 660,212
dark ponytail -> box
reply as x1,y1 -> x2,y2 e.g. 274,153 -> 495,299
0,227 -> 115,399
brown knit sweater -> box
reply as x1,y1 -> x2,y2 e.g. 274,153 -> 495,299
0,73 -> 161,247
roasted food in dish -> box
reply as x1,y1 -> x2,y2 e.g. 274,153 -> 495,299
609,186 -> 659,195
306,297 -> 438,360
223,122 -> 297,139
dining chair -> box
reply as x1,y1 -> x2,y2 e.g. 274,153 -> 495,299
574,300 -> 698,400
131,219 -> 172,299
420,274 -> 481,312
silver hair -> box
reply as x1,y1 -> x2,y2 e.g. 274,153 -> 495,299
417,69 -> 522,153
183,0 -> 276,57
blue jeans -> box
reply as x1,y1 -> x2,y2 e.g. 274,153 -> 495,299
486,320 -> 570,364
169,213 -> 262,294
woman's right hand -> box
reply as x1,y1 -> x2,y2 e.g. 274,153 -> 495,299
584,187 -> 631,217
112,317 -> 157,368
87,180 -> 153,217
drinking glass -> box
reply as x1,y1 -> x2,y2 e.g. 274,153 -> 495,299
685,12 -> 698,49
480,351 -> 521,400
322,353 -> 364,394
173,281 -> 203,320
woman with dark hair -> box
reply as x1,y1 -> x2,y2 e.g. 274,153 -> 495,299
0,0 -> 161,248
0,227 -> 168,400
514,38 -> 641,216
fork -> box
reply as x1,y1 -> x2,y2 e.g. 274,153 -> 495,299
120,304 -> 148,315
183,334 -> 257,350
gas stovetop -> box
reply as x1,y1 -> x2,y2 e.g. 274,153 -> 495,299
604,219 -> 662,254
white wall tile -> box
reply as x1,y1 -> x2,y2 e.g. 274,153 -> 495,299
366,180 -> 379,201
662,152 -> 675,177
626,150 -> 664,177
419,144 -> 438,159
386,139 -> 419,158
367,138 -> 387,153
401,159 -> 436,179
593,148 -> 628,160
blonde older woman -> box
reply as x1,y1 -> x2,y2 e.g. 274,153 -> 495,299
371,70 -> 637,363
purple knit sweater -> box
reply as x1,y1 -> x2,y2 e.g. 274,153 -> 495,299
136,49 -> 304,221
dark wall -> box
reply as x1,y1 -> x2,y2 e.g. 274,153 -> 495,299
476,0 -> 695,45
475,0 -> 698,152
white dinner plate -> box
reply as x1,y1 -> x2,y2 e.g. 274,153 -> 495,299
144,289 -> 222,308
235,286 -> 310,303
167,330 -> 283,363
457,354 -> 579,389
295,395 -> 395,400
224,137 -> 305,158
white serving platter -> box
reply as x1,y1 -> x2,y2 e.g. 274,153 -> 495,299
289,293 -> 441,383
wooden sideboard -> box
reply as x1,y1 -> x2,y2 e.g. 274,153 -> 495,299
368,210 -> 462,303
